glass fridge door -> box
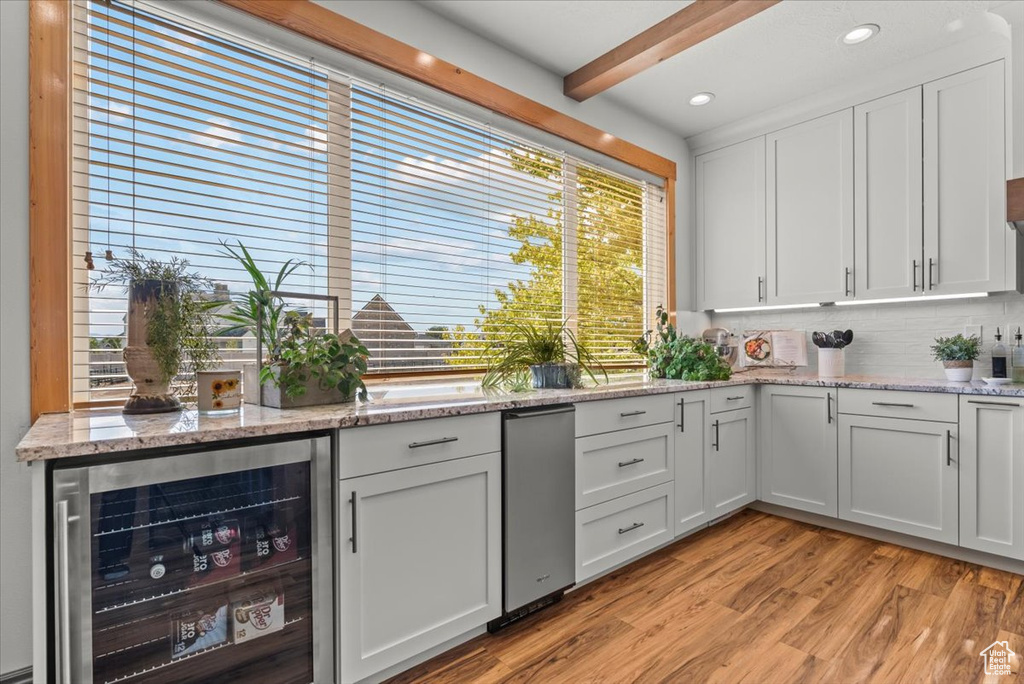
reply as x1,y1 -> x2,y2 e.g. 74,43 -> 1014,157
52,436 -> 333,684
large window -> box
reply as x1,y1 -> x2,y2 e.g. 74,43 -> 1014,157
71,0 -> 667,403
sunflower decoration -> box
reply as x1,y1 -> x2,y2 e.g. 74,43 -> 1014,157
212,399 -> 224,409
224,378 -> 238,390
212,380 -> 225,394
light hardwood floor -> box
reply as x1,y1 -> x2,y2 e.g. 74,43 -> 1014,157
386,510 -> 1023,684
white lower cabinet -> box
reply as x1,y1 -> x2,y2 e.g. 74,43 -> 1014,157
959,397 -> 1024,560
339,452 -> 501,683
674,391 -> 710,536
839,414 -> 958,545
707,407 -> 756,517
576,482 -> 674,582
760,386 -> 838,517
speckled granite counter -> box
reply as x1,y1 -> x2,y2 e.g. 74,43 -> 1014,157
15,372 -> 1024,462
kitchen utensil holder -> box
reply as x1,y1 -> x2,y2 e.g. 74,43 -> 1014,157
818,348 -> 846,378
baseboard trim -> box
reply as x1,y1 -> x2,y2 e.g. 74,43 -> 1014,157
0,667 -> 32,684
751,502 -> 1024,575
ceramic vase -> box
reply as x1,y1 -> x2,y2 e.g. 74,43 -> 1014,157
942,360 -> 974,382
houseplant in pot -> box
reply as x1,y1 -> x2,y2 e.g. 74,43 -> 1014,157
92,250 -> 220,413
481,319 -> 605,390
633,305 -> 732,381
931,333 -> 981,381
260,311 -> 370,408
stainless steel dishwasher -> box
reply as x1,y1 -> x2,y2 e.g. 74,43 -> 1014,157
489,404 -> 576,631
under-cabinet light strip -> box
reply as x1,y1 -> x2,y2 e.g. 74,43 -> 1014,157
835,292 -> 988,306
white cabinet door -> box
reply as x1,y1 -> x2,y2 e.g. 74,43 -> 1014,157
767,109 -> 854,304
854,87 -> 924,299
696,137 -> 766,310
339,453 -> 501,683
839,415 -> 958,545
674,391 -> 710,536
924,61 -> 1006,294
760,386 -> 838,517
960,397 -> 1024,560
707,407 -> 756,516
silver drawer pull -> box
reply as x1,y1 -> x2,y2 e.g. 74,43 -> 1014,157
408,436 -> 459,449
618,458 -> 645,468
620,410 -> 647,417
967,400 -> 1019,407
618,522 -> 645,535
872,402 -> 915,408
726,395 -> 745,401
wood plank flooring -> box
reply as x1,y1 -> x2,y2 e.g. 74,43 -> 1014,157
385,511 -> 1023,684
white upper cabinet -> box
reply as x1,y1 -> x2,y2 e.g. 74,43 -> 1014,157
924,61 -> 1006,294
854,87 -> 924,299
696,137 -> 766,310
766,109 -> 854,304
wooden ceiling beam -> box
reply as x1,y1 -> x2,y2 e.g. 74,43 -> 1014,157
564,0 -> 780,102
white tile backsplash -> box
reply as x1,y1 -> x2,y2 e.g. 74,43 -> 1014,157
710,292 -> 1024,380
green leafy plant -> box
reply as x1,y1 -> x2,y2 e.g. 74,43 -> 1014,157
481,319 -> 606,389
930,334 -> 982,362
217,240 -> 310,360
91,249 -> 220,394
262,311 -> 370,400
633,305 -> 732,381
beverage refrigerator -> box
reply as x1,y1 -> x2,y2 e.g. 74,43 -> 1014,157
47,433 -> 335,684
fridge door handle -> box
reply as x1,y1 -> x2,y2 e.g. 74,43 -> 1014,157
56,500 -> 77,684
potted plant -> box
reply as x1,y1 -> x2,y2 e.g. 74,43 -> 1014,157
633,305 -> 732,381
482,319 -> 605,389
92,250 -> 220,413
260,311 -> 370,408
931,333 -> 981,381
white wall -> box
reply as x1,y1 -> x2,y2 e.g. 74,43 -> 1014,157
0,0 -> 34,676
711,292 -> 1024,379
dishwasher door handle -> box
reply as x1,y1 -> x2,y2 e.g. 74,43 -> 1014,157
505,406 -> 575,419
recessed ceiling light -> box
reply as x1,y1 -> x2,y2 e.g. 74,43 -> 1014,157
842,24 -> 879,45
689,92 -> 714,106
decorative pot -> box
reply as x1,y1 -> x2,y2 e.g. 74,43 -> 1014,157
123,278 -> 181,414
942,360 -> 974,382
196,370 -> 242,413
818,348 -> 846,378
529,362 -> 577,389
259,366 -> 356,409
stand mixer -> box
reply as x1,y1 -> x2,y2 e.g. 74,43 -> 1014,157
701,327 -> 739,368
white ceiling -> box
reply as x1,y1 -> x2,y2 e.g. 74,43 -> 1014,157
417,0 -> 1011,139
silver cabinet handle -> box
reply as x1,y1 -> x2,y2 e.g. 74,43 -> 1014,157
726,396 -> 745,401
712,419 -> 720,451
620,410 -> 647,417
618,458 -> 645,468
872,402 -> 915,408
349,491 -> 357,553
678,397 -> 685,432
827,393 -> 833,424
912,259 -> 919,291
408,436 -> 458,449
844,267 -> 852,297
928,257 -> 936,290
946,430 -> 955,467
967,399 -> 1020,407
757,276 -> 764,303
56,501 -> 74,684
618,522 -> 644,535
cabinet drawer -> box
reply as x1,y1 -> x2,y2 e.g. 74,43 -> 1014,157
710,385 -> 754,414
338,413 -> 500,479
838,389 -> 957,423
576,423 -> 674,509
575,394 -> 675,437
576,482 -> 674,583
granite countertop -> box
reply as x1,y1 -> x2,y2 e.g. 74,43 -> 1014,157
15,372 -> 1024,462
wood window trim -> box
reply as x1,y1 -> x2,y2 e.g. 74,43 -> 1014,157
30,0 -> 677,419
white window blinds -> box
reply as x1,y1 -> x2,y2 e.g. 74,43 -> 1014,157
71,0 -> 668,402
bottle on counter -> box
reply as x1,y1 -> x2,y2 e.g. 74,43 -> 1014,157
992,328 -> 1009,378
1013,328 -> 1024,384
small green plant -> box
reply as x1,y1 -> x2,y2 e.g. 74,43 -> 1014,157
481,319 -> 606,389
930,334 -> 981,362
263,311 -> 370,400
633,305 -> 732,381
92,249 -> 220,394
217,240 -> 310,360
